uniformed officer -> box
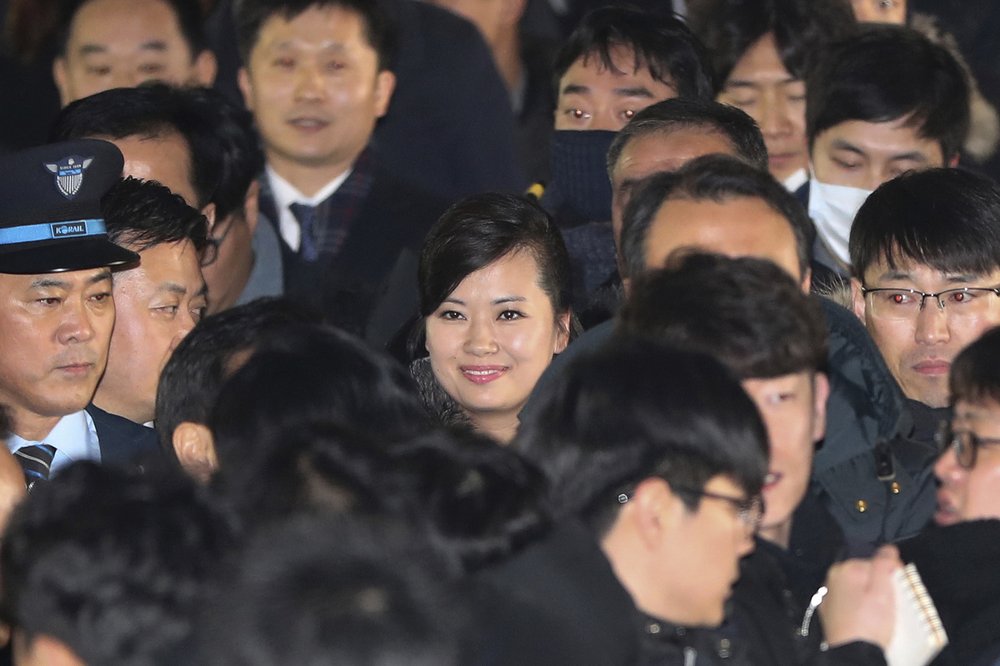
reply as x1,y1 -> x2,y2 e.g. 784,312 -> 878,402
0,139 -> 152,488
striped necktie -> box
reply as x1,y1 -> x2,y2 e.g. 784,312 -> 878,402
14,444 -> 57,491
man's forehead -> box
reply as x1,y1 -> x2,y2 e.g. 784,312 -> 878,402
863,255 -> 999,284
0,267 -> 112,288
614,129 -> 737,182
816,118 -> 944,162
70,0 -> 189,47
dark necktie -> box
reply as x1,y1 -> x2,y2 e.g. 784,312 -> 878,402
14,444 -> 57,491
289,202 -> 320,262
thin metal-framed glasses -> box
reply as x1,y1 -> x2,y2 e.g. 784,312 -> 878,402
200,216 -> 237,268
618,485 -> 764,533
862,285 -> 1000,320
935,422 -> 1000,470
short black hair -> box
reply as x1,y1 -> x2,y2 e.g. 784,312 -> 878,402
233,0 -> 396,70
418,193 -> 573,349
388,429 -> 550,572
155,297 -> 314,454
56,0 -> 208,57
209,324 -> 430,477
173,86 -> 265,222
849,168 -> 1000,279
101,176 -> 209,254
620,154 -> 813,281
50,83 -> 225,210
607,97 -> 769,177
619,253 -> 828,378
553,5 -> 713,101
806,24 -> 970,160
197,514 -> 463,666
689,0 -> 856,93
515,336 -> 768,535
0,463 -> 237,665
950,326 -> 1000,407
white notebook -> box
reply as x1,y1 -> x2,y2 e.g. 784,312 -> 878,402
885,563 -> 949,666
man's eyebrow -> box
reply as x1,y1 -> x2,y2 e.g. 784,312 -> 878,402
78,44 -> 108,56
874,269 -> 912,282
159,282 -> 190,297
829,139 -> 866,156
561,83 -> 590,96
29,277 -> 71,289
138,40 -> 168,53
888,152 -> 929,164
87,269 -> 112,286
613,86 -> 654,98
724,80 -> 762,91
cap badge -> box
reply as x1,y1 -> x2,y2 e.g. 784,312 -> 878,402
44,156 -> 94,200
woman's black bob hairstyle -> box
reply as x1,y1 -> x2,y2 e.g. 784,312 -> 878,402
417,192 -> 573,332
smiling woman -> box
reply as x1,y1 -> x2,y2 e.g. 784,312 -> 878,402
415,194 -> 574,443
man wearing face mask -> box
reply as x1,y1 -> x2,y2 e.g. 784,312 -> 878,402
540,6 -> 712,230
536,6 -> 713,316
802,24 -> 969,291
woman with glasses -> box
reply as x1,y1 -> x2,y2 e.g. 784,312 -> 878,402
897,325 -> 1000,665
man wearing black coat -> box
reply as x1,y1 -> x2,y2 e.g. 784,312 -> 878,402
235,0 -> 447,348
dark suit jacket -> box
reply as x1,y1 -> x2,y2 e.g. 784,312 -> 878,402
261,165 -> 447,350
85,404 -> 161,471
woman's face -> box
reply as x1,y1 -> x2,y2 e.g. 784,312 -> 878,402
425,250 -> 569,435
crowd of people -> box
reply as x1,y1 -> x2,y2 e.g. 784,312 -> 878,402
0,0 -> 998,664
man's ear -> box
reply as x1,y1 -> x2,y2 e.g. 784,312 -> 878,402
238,67 -> 254,111
201,202 -> 217,230
53,58 -> 72,107
374,70 -> 396,119
172,421 -> 218,484
800,266 -> 812,294
811,372 -> 830,443
850,277 -> 867,323
243,180 -> 261,234
554,311 -> 571,353
628,477 -> 682,550
192,50 -> 218,86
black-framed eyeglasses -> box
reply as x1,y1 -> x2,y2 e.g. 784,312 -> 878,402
861,285 -> 1000,321
618,485 -> 764,533
200,215 -> 237,268
935,421 -> 1000,470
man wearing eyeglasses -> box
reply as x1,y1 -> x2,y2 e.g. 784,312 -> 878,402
49,84 -> 285,314
850,168 -> 1000,443
894,326 -> 1000,664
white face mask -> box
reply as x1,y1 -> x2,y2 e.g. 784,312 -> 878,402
808,177 -> 874,266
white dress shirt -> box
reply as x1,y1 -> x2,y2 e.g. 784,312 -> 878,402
7,410 -> 101,476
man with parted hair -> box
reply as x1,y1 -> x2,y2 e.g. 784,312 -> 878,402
93,177 -> 209,429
